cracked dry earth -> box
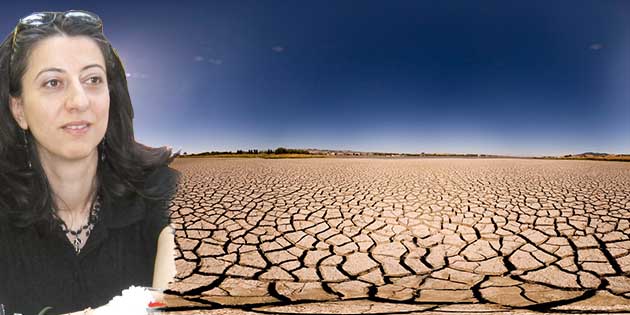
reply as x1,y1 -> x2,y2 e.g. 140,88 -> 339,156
160,158 -> 630,314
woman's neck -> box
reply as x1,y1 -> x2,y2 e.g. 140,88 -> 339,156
37,146 -> 99,216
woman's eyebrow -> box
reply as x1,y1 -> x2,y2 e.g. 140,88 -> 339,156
34,64 -> 105,81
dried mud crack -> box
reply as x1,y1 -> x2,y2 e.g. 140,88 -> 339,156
161,158 -> 630,314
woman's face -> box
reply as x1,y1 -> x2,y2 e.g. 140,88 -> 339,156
9,35 -> 109,165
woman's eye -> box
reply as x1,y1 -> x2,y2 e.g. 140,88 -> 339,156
43,79 -> 61,88
87,76 -> 103,85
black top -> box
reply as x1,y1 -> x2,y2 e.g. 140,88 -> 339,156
0,166 -> 180,315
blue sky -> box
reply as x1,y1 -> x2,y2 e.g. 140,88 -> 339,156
3,1 -> 629,156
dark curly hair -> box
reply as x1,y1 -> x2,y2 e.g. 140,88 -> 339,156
0,12 -> 180,229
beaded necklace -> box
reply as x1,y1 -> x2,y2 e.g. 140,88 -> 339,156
51,194 -> 102,255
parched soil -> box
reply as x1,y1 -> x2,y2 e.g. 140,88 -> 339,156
162,158 -> 630,314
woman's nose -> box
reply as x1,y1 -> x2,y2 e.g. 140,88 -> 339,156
64,79 -> 90,111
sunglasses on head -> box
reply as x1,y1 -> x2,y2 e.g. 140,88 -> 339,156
11,10 -> 127,77
12,10 -> 102,51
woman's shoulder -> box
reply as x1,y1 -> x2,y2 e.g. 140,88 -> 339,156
143,165 -> 181,198
0,213 -> 11,232
0,203 -> 18,231
145,165 -> 181,184
0,212 -> 18,246
104,165 -> 181,229
139,166 -> 180,238
140,165 -> 181,215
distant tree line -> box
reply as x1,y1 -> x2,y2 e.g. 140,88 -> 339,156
272,147 -> 309,154
184,147 -> 310,156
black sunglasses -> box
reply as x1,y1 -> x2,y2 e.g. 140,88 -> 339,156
10,10 -> 127,75
12,10 -> 103,51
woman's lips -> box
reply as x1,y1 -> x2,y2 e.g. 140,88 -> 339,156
62,124 -> 90,135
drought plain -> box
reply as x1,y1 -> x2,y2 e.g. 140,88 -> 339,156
161,158 -> 630,314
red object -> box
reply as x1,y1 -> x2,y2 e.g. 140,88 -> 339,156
148,301 -> 166,308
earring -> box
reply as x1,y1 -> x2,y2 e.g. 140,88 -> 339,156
100,137 -> 106,162
22,129 -> 32,169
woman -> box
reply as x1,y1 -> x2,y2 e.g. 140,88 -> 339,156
0,10 -> 181,315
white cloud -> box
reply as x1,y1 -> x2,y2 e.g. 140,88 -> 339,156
193,54 -> 223,65
272,46 -> 285,53
589,43 -> 604,50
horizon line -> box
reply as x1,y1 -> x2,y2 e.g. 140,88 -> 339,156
175,147 -> 630,158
